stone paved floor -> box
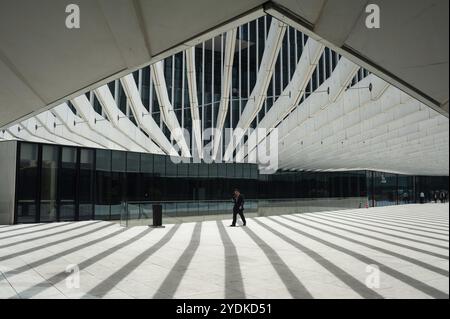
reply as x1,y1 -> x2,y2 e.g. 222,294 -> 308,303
0,204 -> 448,299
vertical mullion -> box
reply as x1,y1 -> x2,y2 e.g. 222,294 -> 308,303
328,48 -> 332,76
13,142 -> 21,224
36,144 -> 43,223
56,145 -> 62,222
114,80 -> 119,105
247,22 -> 250,98
75,147 -> 81,221
181,51 -> 185,130
202,42 -> 205,138
220,32 -> 224,132
239,26 -> 242,116
212,37 -> 215,138
126,83 -> 130,118
316,56 -> 319,89
302,33 -> 305,52
265,16 -> 268,113
221,32 -> 224,97
256,20 -> 259,125
92,149 -> 96,220
308,34 -> 313,94
149,68 -> 153,114
322,51 -> 326,82
171,55 -> 175,105
221,33 -> 224,157
138,69 -> 143,94
287,27 -> 290,81
256,18 -> 259,72
280,43 -> 284,92
160,57 -> 164,126
108,151 -> 112,221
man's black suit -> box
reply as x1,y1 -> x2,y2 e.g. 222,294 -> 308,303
232,194 -> 246,226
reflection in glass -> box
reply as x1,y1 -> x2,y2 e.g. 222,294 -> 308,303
40,145 -> 58,222
111,151 -> 126,219
17,143 -> 39,223
79,149 -> 94,220
95,149 -> 111,220
60,147 -> 77,221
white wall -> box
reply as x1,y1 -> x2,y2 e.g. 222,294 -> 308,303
0,140 -> 17,224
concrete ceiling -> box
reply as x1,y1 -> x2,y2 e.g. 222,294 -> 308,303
269,0 -> 449,116
0,0 -> 448,129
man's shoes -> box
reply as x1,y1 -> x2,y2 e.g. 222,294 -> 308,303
229,224 -> 236,227
242,224 -> 246,227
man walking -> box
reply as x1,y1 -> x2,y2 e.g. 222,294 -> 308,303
230,188 -> 246,227
402,191 -> 409,204
419,191 -> 425,204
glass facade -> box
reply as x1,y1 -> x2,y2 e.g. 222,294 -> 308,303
16,143 -> 39,223
258,170 -> 368,199
366,172 -> 449,207
95,16 -> 348,158
14,141 -> 449,224
15,142 -> 258,223
79,148 -> 94,220
59,146 -> 77,221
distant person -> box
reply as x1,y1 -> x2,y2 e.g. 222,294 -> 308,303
419,191 -> 425,204
230,189 -> 246,227
433,191 -> 438,203
445,191 -> 449,203
402,191 -> 409,204
440,191 -> 445,203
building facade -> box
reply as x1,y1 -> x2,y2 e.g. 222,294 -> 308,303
0,140 -> 447,224
0,15 -> 448,225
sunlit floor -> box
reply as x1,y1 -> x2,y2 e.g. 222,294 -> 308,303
0,204 -> 448,299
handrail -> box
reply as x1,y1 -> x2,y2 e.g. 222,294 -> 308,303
120,196 -> 368,227
124,196 -> 364,204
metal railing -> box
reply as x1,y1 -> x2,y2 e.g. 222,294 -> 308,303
120,199 -> 258,227
119,197 -> 367,227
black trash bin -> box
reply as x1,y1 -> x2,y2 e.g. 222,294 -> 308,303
152,204 -> 163,227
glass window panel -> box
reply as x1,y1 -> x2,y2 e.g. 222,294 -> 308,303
217,163 -> 227,178
93,94 -> 102,115
40,145 -> 58,222
250,164 -> 258,179
208,162 -> 218,177
126,170 -> 141,202
110,170 -> 125,220
373,172 -> 398,206
198,163 -> 208,177
96,149 -> 111,171
165,157 -> 177,177
108,81 -> 116,100
112,151 -> 126,172
177,159 -> 189,177
235,164 -> 243,178
153,154 -> 166,176
17,143 -> 39,223
226,163 -> 235,178
141,66 -> 150,110
189,162 -> 199,177
117,82 -> 127,114
95,149 -> 111,220
140,153 -> 153,173
79,148 -> 94,220
110,151 -> 126,220
243,164 -> 251,179
126,152 -> 140,172
60,147 -> 77,221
